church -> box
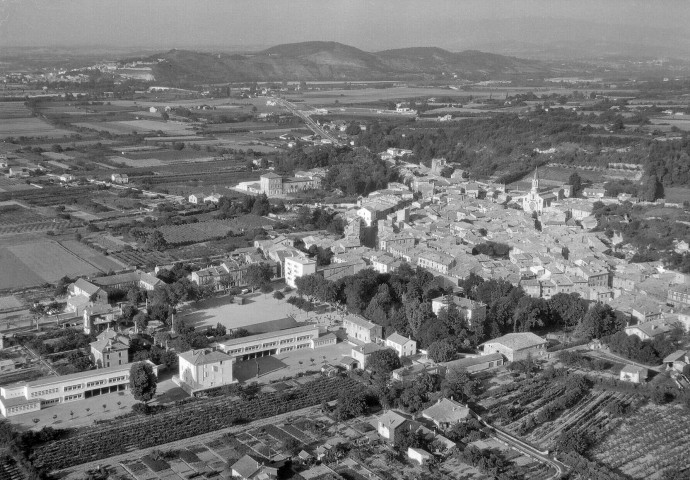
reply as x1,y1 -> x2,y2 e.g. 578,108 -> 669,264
522,169 -> 556,214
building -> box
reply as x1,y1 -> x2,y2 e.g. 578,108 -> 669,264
421,398 -> 471,430
624,319 -> 673,341
343,314 -> 383,344
111,173 -> 128,184
90,331 -> 129,369
230,454 -> 278,480
440,353 -> 504,373
217,325 -> 322,360
480,333 -> 547,362
0,361 -> 158,418
668,285 -> 690,308
350,342 -> 385,370
87,271 -> 162,293
385,333 -> 416,357
619,364 -> 648,384
408,447 -> 432,466
417,251 -> 455,275
377,410 -> 413,443
177,349 -> 236,392
258,172 -> 321,197
522,169 -> 555,214
431,294 -> 486,326
83,304 -> 121,335
188,193 -> 205,204
371,254 -> 403,274
284,257 -> 317,288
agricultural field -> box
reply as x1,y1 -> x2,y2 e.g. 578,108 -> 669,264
157,220 -> 237,244
109,249 -> 175,268
0,178 -> 36,193
0,240 -> 116,289
0,204 -> 47,225
73,119 -> 193,136
591,403 -> 690,479
0,102 -> 74,139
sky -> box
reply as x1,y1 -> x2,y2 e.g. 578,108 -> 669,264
1,0 -> 689,57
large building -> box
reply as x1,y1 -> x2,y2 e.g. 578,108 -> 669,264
90,330 -> 130,368
177,349 -> 236,393
522,169 -> 556,215
0,361 -> 158,417
217,325 -> 327,360
258,172 -> 322,197
480,332 -> 547,362
285,257 -> 317,288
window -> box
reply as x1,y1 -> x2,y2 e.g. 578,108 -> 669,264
213,366 -> 219,372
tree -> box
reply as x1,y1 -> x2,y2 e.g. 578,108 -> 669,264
129,361 -> 157,404
367,349 -> 402,376
577,303 -> 624,339
512,297 -> 550,332
335,387 -> 367,420
273,290 -> 284,300
442,367 -> 480,402
145,230 -> 168,251
554,429 -> 591,455
245,263 -> 273,292
427,339 -> 457,363
548,293 -> 588,331
642,175 -> 664,202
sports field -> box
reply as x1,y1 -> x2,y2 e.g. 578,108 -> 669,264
0,240 -> 121,289
184,293 -> 299,331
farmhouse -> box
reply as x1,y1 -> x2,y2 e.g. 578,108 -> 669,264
480,332 -> 547,362
188,193 -> 206,204
0,361 -> 158,418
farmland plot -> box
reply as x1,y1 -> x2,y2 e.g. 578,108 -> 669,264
158,220 -> 238,244
0,102 -> 74,139
591,403 -> 690,479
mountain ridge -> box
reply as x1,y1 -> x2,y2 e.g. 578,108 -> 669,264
148,41 -> 555,84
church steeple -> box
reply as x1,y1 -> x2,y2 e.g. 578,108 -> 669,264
531,168 -> 539,192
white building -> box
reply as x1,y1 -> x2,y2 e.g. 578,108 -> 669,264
217,325 -> 325,360
0,361 -> 158,418
177,349 -> 236,392
285,257 -> 317,288
385,332 -> 417,357
480,332 -> 547,362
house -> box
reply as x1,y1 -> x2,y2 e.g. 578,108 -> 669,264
203,193 -> 222,204
377,410 -> 413,443
583,187 -> 606,198
480,333 -> 547,362
111,173 -> 128,184
83,304 -> 121,335
662,350 -> 689,372
431,294 -> 486,326
417,251 -> 455,275
391,363 -> 444,382
421,398 -> 471,430
350,343 -> 385,370
90,331 -> 129,369
385,332 -> 416,357
188,193 -> 205,204
624,319 -> 673,341
0,359 -> 15,373
408,447 -> 432,466
284,257 -> 317,288
619,364 -> 648,384
668,285 -> 690,308
343,314 -> 383,344
230,454 -> 277,480
177,348 -> 236,393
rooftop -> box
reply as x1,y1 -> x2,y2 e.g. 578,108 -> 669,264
178,348 -> 233,366
482,332 -> 547,351
422,398 -> 471,424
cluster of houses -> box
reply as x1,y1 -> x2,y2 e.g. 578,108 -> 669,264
235,169 -> 325,197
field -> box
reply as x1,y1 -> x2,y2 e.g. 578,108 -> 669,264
0,102 -> 74,139
591,403 -> 690,479
183,293 -> 298,331
74,119 -> 193,136
0,240 -> 119,289
157,220 -> 237,244
0,178 -> 36,193
0,204 -> 47,224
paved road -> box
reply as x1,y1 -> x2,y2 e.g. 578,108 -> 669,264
478,417 -> 567,479
272,98 -> 342,145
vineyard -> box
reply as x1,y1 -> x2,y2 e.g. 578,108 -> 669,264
591,403 -> 690,479
30,376 -> 358,471
158,220 -> 238,244
109,249 -> 174,268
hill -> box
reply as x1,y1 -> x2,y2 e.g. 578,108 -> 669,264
149,41 -> 554,85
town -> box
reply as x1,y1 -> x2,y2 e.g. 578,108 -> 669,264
2,4 -> 690,480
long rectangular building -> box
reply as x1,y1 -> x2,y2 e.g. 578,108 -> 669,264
0,361 -> 158,418
217,325 -> 324,360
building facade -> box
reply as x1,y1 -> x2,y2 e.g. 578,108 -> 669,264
285,257 -> 317,288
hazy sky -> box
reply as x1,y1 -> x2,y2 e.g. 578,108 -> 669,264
1,0 -> 689,56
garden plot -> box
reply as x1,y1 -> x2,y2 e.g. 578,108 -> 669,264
591,403 -> 690,479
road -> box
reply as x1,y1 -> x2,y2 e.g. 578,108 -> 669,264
271,97 -> 343,145
478,417 -> 567,479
